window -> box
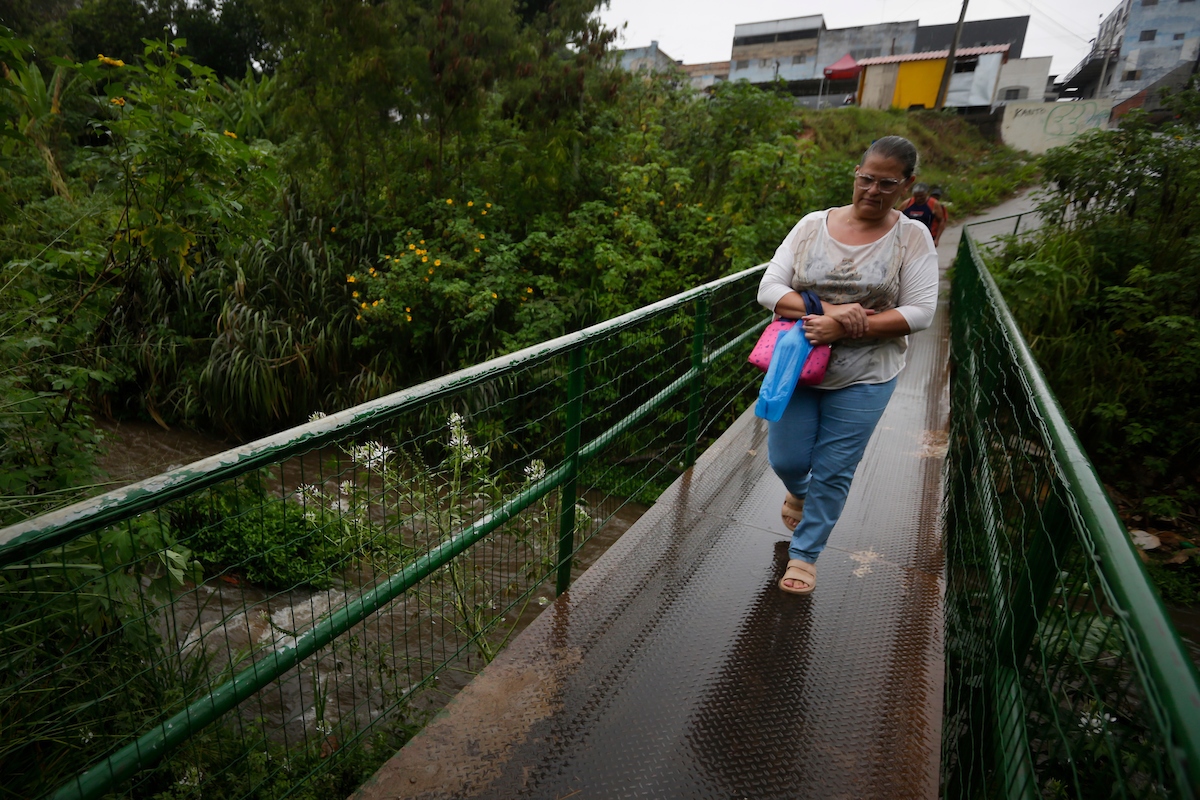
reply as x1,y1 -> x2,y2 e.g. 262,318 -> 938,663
1003,87 -> 1025,100
735,60 -> 749,70
953,57 -> 979,73
792,55 -> 806,65
1123,69 -> 1142,80
759,58 -> 772,67
1175,32 -> 1186,39
1140,29 -> 1157,41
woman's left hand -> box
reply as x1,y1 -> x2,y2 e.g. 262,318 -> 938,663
802,314 -> 846,345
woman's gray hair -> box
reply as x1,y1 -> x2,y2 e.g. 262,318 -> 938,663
912,182 -> 929,194
860,135 -> 919,178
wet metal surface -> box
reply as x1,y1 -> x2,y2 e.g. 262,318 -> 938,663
355,306 -> 950,800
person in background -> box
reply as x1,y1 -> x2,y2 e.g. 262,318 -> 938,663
898,182 -> 937,238
756,136 -> 939,595
928,186 -> 949,246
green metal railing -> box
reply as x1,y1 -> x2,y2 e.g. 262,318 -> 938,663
943,227 -> 1200,799
0,265 -> 769,800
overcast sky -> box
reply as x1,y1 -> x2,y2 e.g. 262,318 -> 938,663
596,0 -> 1110,78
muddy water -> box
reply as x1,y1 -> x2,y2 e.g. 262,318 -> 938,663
96,421 -> 650,750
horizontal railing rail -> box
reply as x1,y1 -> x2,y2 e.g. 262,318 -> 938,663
0,264 -> 770,800
943,227 -> 1200,799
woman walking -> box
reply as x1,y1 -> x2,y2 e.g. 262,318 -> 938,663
757,136 -> 939,594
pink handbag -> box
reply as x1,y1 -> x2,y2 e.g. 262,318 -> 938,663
747,318 -> 830,385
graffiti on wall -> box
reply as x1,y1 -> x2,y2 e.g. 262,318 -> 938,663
1001,100 -> 1113,155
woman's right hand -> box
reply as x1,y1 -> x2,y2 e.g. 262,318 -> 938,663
823,302 -> 876,339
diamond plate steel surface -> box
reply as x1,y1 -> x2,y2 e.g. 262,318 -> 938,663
354,307 -> 950,800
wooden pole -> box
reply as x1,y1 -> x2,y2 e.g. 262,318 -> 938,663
934,0 -> 969,110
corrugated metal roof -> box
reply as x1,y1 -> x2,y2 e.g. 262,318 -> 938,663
857,43 -> 1010,66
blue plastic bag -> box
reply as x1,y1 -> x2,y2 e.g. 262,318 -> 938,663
754,321 -> 812,422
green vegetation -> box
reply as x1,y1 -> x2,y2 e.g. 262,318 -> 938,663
985,81 -> 1200,603
0,2 -> 1037,528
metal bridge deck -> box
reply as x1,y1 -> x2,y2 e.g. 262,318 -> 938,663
355,298 -> 951,799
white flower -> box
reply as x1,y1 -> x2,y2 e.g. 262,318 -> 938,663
349,441 -> 392,470
1078,711 -> 1117,734
339,480 -> 354,496
315,719 -> 334,735
524,459 -> 547,483
308,411 -> 328,422
447,413 -> 486,463
295,484 -> 322,502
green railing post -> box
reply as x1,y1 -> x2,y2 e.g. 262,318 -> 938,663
556,345 -> 586,595
684,294 -> 709,468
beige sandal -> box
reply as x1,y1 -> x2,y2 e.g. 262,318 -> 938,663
781,493 -> 805,532
779,559 -> 816,595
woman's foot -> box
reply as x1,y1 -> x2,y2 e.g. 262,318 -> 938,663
779,559 -> 816,595
781,493 -> 805,531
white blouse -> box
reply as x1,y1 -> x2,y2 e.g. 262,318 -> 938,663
756,209 -> 939,389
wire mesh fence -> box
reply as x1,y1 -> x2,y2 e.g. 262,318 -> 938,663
942,230 -> 1200,799
0,266 -> 767,800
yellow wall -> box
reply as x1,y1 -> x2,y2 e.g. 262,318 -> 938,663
892,60 -> 945,110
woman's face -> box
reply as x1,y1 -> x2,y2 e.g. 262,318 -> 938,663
852,154 -> 912,221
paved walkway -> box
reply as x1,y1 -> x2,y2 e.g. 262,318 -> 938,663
350,195 -> 986,798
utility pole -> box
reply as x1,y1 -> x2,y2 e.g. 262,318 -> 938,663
934,0 -> 969,110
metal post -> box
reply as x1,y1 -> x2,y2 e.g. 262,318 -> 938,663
684,295 -> 710,467
1013,213 -> 1023,237
556,346 -> 585,595
935,0 -> 969,110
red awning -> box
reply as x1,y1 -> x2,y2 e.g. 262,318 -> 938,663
823,53 -> 861,80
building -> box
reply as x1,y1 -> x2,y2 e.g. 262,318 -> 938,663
915,17 -> 1029,57
720,14 -> 1032,108
1059,0 -> 1200,104
997,56 -> 1055,102
614,41 -> 681,74
857,44 -> 1011,110
681,61 -> 730,92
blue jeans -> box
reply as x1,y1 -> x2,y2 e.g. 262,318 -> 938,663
767,378 -> 898,563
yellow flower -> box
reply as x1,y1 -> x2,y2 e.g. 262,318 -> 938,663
369,268 -> 376,274
481,210 -> 487,215
427,268 -> 434,275
491,292 -> 497,298
486,203 -> 492,208
474,247 -> 480,253
110,97 -> 126,107
706,216 -> 712,221
347,275 -> 356,283
479,233 -> 485,240
446,198 -> 454,205
526,287 -> 533,294
224,131 -> 238,139
98,55 -> 125,67
406,314 -> 412,322
659,201 -> 664,206
424,277 -> 429,282
405,307 -> 411,312
467,201 -> 474,207
421,256 -> 428,263
356,314 -> 362,320
372,300 -> 378,307
361,302 -> 368,309
408,243 -> 416,250
420,239 -> 425,244
434,259 -> 441,266
352,291 -> 359,298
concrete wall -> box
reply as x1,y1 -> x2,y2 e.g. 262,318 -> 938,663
996,56 -> 1052,103
1000,99 -> 1113,155
815,21 -> 918,68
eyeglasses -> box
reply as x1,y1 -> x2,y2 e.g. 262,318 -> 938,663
854,172 -> 904,194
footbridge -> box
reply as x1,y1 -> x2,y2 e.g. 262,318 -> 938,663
2,216 -> 1198,800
